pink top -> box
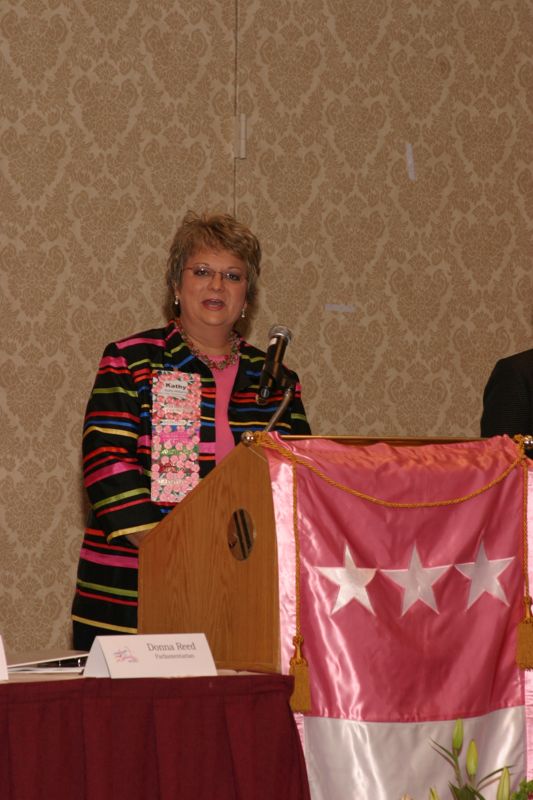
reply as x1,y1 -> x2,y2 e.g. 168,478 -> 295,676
211,360 -> 239,463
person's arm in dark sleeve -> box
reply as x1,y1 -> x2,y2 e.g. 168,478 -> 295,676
82,341 -> 163,546
480,357 -> 533,438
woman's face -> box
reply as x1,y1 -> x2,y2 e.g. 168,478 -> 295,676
176,247 -> 248,342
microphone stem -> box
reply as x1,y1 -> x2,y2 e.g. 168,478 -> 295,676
264,385 -> 295,433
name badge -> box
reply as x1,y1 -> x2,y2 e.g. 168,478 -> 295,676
151,370 -> 202,505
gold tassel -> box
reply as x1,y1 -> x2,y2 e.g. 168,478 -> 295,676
517,595 -> 533,669
289,635 -> 312,712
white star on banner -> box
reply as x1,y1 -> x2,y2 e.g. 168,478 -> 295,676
316,546 -> 377,615
455,542 -> 514,609
381,544 -> 449,615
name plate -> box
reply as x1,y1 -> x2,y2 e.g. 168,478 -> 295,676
84,633 -> 217,679
0,636 -> 7,681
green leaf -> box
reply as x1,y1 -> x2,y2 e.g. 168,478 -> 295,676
431,741 -> 458,770
477,766 -> 508,790
449,783 -> 483,800
510,778 -> 533,800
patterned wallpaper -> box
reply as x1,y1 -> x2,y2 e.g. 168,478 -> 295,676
1,0 -> 532,651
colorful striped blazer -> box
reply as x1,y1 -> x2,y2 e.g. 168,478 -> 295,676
71,320 -> 311,644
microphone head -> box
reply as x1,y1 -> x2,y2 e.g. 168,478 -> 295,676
268,324 -> 293,344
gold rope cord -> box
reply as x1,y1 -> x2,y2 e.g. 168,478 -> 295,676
251,432 -> 533,685
287,452 -> 311,711
521,456 -> 530,604
255,432 -> 526,509
516,451 -> 533,668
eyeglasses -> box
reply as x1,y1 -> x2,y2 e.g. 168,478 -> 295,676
183,265 -> 246,283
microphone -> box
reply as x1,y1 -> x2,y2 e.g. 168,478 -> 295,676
256,324 -> 293,405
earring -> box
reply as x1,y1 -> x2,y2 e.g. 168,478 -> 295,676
241,306 -> 246,319
173,297 -> 181,316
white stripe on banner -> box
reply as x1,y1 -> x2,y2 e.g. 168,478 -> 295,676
304,708 -> 525,800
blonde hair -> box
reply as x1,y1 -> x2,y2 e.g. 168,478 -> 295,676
166,211 -> 261,303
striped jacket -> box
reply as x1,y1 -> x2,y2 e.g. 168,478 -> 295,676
71,320 -> 311,641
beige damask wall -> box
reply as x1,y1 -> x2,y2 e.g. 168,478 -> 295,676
1,0 -> 532,651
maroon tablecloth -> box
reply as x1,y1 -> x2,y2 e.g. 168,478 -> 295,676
0,673 -> 310,800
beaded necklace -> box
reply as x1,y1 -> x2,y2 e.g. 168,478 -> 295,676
175,318 -> 240,371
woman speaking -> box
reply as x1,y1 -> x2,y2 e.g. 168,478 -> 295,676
72,211 -> 311,649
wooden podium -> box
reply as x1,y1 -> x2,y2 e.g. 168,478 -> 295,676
137,434 -> 474,673
137,440 -> 281,672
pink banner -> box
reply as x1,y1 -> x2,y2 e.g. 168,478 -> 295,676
265,434 -> 528,800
